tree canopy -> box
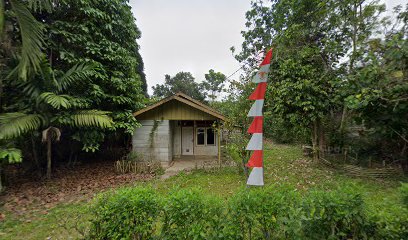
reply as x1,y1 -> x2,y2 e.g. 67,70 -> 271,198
0,0 -> 147,181
152,72 -> 206,101
229,0 -> 407,167
201,69 -> 226,101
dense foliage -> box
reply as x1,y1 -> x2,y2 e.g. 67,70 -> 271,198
43,0 -> 146,136
152,71 -> 206,101
228,0 -> 408,169
201,69 -> 226,101
87,185 -> 408,239
0,0 -> 146,184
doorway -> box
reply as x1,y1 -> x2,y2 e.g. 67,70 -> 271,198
181,127 -> 194,155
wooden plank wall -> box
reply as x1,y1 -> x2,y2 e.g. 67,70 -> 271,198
137,100 -> 217,120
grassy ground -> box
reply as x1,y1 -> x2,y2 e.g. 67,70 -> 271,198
0,143 -> 405,239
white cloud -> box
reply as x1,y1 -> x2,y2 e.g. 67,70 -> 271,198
129,0 -> 251,95
129,0 -> 406,95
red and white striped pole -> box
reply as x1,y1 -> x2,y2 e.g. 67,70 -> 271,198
246,48 -> 273,186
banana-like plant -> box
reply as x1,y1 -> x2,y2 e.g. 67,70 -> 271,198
0,0 -> 53,80
0,62 -> 113,179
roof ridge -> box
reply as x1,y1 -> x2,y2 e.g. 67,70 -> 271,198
174,92 -> 224,116
133,93 -> 226,121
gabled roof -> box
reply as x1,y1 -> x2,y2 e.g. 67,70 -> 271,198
133,92 -> 226,121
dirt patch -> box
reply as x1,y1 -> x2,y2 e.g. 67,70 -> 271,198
0,161 -> 154,218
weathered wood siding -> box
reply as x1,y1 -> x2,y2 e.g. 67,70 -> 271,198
132,120 -> 172,162
136,100 -> 217,120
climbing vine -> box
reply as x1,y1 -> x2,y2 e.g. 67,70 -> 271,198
149,120 -> 161,148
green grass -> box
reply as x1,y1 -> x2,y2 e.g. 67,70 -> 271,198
0,143 -> 405,239
0,202 -> 88,240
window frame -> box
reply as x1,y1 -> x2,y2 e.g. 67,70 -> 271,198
195,127 -> 216,146
196,127 -> 205,146
206,128 -> 216,146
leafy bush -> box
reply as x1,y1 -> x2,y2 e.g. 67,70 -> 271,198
369,205 -> 408,240
264,112 -> 309,144
367,184 -> 408,240
87,187 -> 161,240
161,188 -> 224,239
226,186 -> 302,239
302,187 -> 370,239
85,185 -> 408,239
126,151 -> 145,162
225,134 -> 249,173
400,183 -> 408,207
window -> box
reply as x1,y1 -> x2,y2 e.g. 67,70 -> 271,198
196,127 -> 216,146
206,128 -> 215,145
197,128 -> 205,145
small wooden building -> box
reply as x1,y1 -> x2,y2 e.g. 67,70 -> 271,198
132,93 -> 225,164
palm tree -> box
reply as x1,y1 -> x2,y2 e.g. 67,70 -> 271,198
1,0 -> 52,80
0,62 -> 113,179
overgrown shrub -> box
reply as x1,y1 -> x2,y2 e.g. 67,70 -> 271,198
302,187 -> 370,239
264,112 -> 309,144
226,186 -> 302,239
225,134 -> 249,173
367,185 -> 408,240
367,182 -> 408,239
87,187 -> 161,240
369,205 -> 408,240
85,185 -> 407,239
161,188 -> 224,239
400,183 -> 408,207
115,151 -> 164,175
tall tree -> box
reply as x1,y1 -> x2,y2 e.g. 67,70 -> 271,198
152,72 -> 206,101
345,5 -> 408,171
0,0 -> 148,181
0,61 -> 113,179
201,69 -> 226,101
42,0 -> 146,139
233,0 -> 385,159
0,0 -> 53,81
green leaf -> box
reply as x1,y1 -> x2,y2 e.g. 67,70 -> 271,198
0,148 -> 22,163
39,92 -> 71,109
10,0 -> 45,80
0,113 -> 43,139
69,110 -> 113,128
57,63 -> 96,92
27,0 -> 53,13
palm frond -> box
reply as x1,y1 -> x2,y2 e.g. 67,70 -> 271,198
27,0 -> 53,13
0,113 -> 43,139
69,110 -> 113,129
39,92 -> 71,109
0,148 -> 22,163
10,0 -> 45,80
57,63 -> 97,92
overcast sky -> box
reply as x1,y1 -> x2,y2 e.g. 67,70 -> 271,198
129,0 -> 405,95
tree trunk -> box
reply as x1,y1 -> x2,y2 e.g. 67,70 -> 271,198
339,2 -> 359,137
318,120 -> 326,159
311,121 -> 319,161
339,106 -> 347,135
46,138 -> 52,179
31,136 -> 40,170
